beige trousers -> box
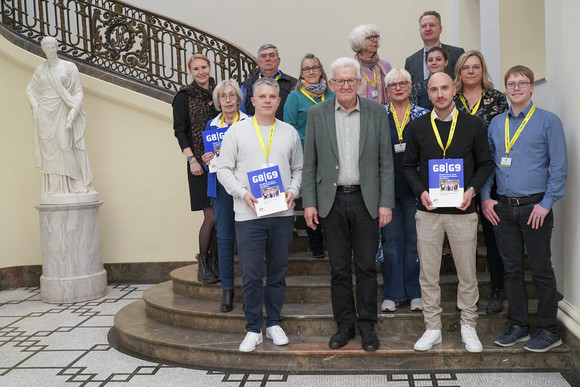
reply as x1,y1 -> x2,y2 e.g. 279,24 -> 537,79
415,211 -> 479,330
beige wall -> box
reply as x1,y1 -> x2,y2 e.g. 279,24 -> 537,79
533,0 -> 580,337
499,0 -> 546,82
126,0 -> 480,76
0,35 -> 201,267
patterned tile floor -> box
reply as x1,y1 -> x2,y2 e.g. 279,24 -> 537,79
0,284 -> 578,387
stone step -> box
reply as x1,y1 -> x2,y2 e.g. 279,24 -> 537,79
172,264 -> 536,303
144,281 -> 534,335
115,299 -> 572,371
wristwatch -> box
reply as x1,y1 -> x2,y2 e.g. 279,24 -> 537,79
187,155 -> 195,163
467,186 -> 476,196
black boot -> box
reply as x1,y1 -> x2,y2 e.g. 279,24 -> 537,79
196,254 -> 218,284
209,252 -> 220,281
221,289 -> 234,313
486,288 -> 505,314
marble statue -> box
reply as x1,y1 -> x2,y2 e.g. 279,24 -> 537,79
26,36 -> 97,203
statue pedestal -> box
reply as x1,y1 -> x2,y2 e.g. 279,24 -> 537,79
35,200 -> 107,303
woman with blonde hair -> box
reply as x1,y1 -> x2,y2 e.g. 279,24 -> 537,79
453,50 -> 509,315
172,53 -> 218,284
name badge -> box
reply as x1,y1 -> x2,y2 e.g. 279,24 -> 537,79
500,157 -> 512,167
394,143 -> 406,153
371,90 -> 378,99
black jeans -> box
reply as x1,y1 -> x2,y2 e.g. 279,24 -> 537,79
493,201 -> 559,333
476,195 -> 504,290
320,191 -> 378,332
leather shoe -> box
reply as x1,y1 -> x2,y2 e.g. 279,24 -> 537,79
329,328 -> 355,349
360,328 -> 380,351
486,288 -> 504,314
221,289 -> 234,313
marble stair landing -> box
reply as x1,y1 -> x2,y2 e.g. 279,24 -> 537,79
114,257 -> 571,371
115,296 -> 572,371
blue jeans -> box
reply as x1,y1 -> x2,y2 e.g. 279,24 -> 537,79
212,181 -> 235,290
493,201 -> 559,334
380,195 -> 421,302
235,216 -> 293,333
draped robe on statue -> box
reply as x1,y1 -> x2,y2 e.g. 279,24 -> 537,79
27,60 -> 94,195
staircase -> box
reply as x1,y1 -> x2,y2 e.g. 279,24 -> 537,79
114,218 -> 573,371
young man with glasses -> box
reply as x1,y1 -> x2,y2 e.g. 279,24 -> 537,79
481,65 -> 568,353
404,10 -> 465,84
303,57 -> 394,352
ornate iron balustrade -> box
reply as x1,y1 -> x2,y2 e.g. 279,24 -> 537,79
1,0 -> 257,97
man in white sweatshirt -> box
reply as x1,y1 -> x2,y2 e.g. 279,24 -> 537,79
217,77 -> 303,353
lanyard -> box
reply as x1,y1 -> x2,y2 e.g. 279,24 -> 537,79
504,105 -> 536,155
364,66 -> 376,87
219,112 -> 239,128
430,109 -> 458,158
390,103 -> 411,142
252,116 -> 276,162
459,93 -> 483,115
259,71 -> 280,81
300,89 -> 324,105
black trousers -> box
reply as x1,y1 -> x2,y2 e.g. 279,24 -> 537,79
320,191 -> 379,331
493,201 -> 559,334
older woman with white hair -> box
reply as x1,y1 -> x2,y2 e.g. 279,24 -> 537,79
349,24 -> 392,104
379,68 -> 429,313
203,79 -> 249,312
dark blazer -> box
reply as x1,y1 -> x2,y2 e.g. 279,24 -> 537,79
404,43 -> 465,84
302,97 -> 395,219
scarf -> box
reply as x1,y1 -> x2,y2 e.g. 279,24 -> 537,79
300,79 -> 327,97
355,52 -> 388,104
174,78 -> 217,163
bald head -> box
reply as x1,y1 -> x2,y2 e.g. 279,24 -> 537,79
428,72 -> 456,116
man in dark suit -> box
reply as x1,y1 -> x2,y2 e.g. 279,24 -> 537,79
404,10 -> 465,84
303,57 -> 395,352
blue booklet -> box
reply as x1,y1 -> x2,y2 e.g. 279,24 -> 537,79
202,127 -> 228,173
428,158 -> 464,207
247,165 -> 287,216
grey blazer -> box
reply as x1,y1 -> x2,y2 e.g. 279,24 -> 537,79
302,97 -> 395,219
404,43 -> 465,84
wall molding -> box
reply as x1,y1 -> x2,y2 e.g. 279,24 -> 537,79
559,299 -> 580,340
0,262 -> 194,290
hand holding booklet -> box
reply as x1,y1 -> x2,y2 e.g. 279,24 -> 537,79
247,165 -> 287,216
428,158 -> 464,207
203,127 -> 228,173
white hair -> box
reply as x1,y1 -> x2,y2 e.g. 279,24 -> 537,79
384,68 -> 412,85
348,24 -> 380,53
330,57 -> 361,80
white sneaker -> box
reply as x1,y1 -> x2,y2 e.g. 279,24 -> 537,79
380,299 -> 399,312
461,324 -> 483,353
413,329 -> 442,351
410,298 -> 423,311
266,325 -> 289,346
239,331 -> 263,352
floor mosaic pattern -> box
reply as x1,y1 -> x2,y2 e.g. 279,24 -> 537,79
0,285 -> 577,387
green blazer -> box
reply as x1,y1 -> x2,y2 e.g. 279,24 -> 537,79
303,97 -> 395,219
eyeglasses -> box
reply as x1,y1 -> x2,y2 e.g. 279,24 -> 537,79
461,65 -> 482,72
387,81 -> 410,90
219,93 -> 237,100
301,65 -> 321,73
332,79 -> 358,87
365,34 -> 380,41
506,81 -> 531,89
